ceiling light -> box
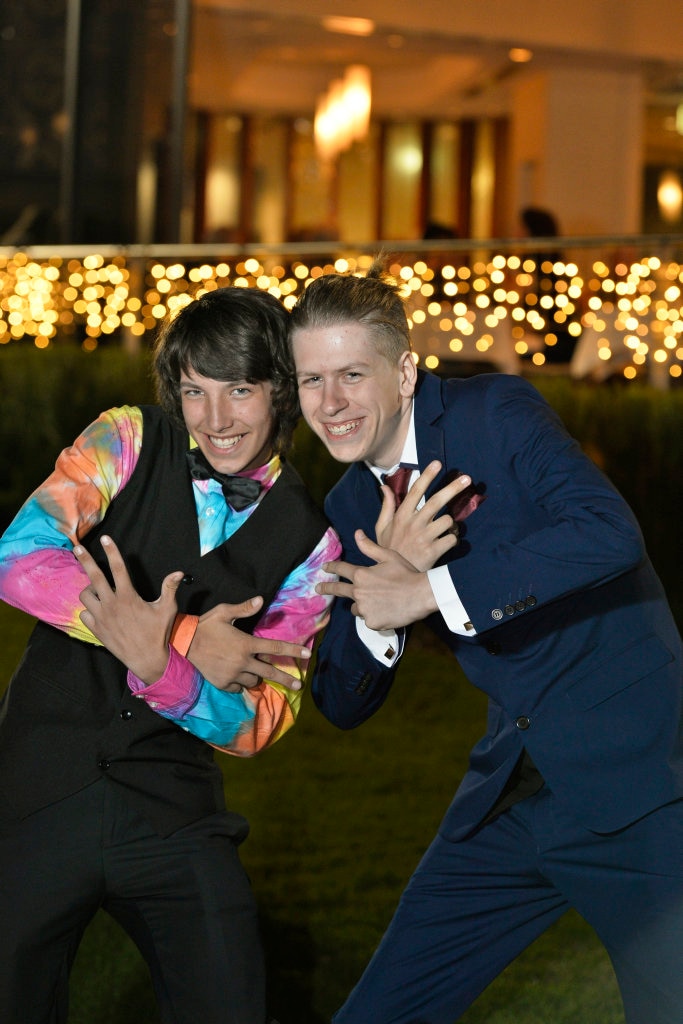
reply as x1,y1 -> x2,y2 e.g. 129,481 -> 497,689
314,65 -> 372,163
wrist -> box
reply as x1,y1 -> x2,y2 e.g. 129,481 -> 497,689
415,571 -> 439,618
134,646 -> 171,686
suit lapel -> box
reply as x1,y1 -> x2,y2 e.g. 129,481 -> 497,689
414,371 -> 448,491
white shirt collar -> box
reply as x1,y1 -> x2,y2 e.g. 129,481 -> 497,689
366,402 -> 417,482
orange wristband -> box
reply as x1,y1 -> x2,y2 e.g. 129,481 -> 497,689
170,614 -> 199,657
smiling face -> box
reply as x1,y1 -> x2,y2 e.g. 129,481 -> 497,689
291,321 -> 417,469
180,368 -> 275,473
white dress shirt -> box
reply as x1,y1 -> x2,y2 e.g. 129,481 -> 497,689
357,405 -> 475,666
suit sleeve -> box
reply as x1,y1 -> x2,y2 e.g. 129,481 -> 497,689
311,483 -> 408,729
311,595 -> 407,729
441,376 -> 645,633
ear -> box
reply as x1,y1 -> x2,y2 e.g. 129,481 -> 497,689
397,350 -> 418,397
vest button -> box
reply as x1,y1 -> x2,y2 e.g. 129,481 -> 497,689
515,716 -> 531,731
97,758 -> 111,770
120,709 -> 133,720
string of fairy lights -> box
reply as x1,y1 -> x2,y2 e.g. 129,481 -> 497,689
1,250 -> 682,382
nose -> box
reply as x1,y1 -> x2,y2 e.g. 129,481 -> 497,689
205,393 -> 233,432
320,379 -> 347,416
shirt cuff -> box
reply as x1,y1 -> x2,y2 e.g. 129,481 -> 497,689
127,644 -> 202,717
355,617 -> 404,666
427,565 -> 477,636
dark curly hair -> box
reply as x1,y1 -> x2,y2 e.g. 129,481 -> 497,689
288,255 -> 411,363
154,287 -> 298,454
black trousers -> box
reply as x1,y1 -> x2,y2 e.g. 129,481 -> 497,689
0,779 -> 267,1024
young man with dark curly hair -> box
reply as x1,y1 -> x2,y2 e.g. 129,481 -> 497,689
0,286 -> 339,1024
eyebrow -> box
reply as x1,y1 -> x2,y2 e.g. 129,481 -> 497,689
295,362 -> 368,378
179,375 -> 248,386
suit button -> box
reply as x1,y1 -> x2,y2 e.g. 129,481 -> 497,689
97,758 -> 111,770
504,604 -> 515,616
120,709 -> 133,720
515,600 -> 526,612
485,641 -> 502,655
515,716 -> 531,731
526,595 -> 537,607
355,672 -> 373,695
182,574 -> 194,585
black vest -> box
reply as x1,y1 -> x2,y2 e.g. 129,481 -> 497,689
0,406 -> 329,835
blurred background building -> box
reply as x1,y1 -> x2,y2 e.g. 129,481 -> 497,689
3,0 -> 683,247
2,0 -> 683,385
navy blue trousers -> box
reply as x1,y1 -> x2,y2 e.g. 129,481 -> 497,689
0,779 -> 266,1024
334,787 -> 683,1024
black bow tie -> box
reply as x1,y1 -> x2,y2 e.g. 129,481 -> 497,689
186,449 -> 263,511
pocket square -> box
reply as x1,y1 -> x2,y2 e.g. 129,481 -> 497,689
449,483 -> 487,523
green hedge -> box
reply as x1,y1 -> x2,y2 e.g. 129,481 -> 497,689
0,347 -> 155,528
1,347 -> 680,599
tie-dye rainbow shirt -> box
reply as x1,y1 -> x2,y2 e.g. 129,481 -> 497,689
0,405 -> 340,755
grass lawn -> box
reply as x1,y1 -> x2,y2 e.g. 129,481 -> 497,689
0,604 -> 627,1023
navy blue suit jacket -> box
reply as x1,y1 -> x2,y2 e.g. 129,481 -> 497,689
312,371 -> 683,839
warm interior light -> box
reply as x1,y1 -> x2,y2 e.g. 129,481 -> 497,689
657,170 -> 683,223
509,47 -> 533,63
321,16 -> 375,37
314,65 -> 371,163
676,104 -> 683,136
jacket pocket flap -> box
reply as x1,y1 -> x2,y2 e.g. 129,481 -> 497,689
566,633 -> 674,710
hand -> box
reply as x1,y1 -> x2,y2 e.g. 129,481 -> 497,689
318,530 -> 439,630
75,536 -> 184,684
188,601 -> 311,693
376,461 -> 470,571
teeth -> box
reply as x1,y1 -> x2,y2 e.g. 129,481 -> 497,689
211,435 -> 242,449
327,421 -> 359,436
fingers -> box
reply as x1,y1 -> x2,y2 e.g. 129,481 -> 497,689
226,596 -> 264,622
401,461 -> 442,510
160,570 -> 186,600
231,672 -> 260,691
321,558 -> 356,582
251,635 -> 312,664
315,579 -> 355,600
74,535 -> 137,596
73,543 -> 109,594
375,485 -> 398,535
97,536 -> 136,592
248,661 -> 304,690
353,529 -> 386,562
218,660 -> 304,692
79,584 -> 101,614
422,473 -> 471,517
